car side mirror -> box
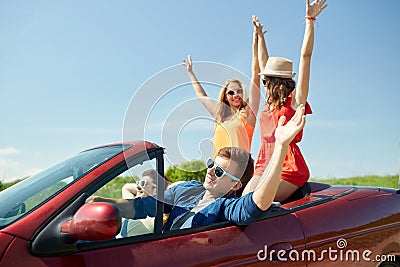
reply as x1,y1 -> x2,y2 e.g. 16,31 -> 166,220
61,202 -> 121,241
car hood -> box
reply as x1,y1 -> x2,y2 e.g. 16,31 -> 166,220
310,182 -> 386,200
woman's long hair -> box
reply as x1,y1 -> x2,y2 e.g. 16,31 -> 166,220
214,79 -> 248,123
263,77 -> 296,109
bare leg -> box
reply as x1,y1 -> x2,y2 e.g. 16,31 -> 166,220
274,180 -> 299,202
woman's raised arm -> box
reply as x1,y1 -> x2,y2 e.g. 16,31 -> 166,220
293,0 -> 328,108
183,54 -> 217,116
246,16 -> 263,127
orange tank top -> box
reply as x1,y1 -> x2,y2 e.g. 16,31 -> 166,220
213,114 -> 254,158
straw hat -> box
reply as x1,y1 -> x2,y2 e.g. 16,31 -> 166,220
259,57 -> 296,78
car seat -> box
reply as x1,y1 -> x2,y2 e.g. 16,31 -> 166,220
281,182 -> 311,204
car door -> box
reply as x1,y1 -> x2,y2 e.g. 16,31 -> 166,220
35,212 -> 306,267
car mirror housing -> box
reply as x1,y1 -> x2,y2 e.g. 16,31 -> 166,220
61,202 -> 121,241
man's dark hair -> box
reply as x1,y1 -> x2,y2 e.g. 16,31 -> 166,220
141,169 -> 158,183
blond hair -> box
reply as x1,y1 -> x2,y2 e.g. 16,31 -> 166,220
214,79 -> 248,123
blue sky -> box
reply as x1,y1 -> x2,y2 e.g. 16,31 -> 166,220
1,0 -> 399,182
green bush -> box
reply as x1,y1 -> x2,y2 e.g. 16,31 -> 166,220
0,179 -> 24,191
165,160 -> 207,183
95,175 -> 137,198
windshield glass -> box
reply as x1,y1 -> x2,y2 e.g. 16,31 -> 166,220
0,144 -> 131,229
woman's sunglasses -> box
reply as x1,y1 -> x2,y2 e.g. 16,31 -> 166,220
206,158 -> 241,182
226,89 -> 243,96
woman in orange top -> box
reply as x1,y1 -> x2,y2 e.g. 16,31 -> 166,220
183,17 -> 263,158
243,0 -> 328,201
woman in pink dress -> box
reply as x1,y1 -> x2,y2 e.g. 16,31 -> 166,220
243,0 -> 328,201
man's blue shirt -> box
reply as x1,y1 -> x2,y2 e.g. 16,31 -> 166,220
133,180 -> 268,231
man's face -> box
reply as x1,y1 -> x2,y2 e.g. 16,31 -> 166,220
137,176 -> 156,198
203,156 -> 241,197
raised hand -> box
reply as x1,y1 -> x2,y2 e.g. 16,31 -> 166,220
252,15 -> 266,36
182,54 -> 193,73
306,0 -> 328,19
274,105 -> 306,147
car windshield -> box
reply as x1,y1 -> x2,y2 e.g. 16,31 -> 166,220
0,144 -> 131,229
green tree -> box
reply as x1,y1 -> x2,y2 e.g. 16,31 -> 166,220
0,179 -> 24,191
165,160 -> 207,183
95,175 -> 137,198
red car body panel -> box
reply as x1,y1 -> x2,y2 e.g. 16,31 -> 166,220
86,214 -> 305,267
1,216 -> 306,267
0,233 -> 14,262
297,190 -> 400,260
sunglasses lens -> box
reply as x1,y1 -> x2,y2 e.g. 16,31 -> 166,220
137,180 -> 146,187
207,158 -> 228,179
207,158 -> 214,168
262,79 -> 267,85
227,89 -> 243,95
214,166 -> 224,178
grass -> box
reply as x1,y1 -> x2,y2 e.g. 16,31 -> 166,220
310,175 -> 398,189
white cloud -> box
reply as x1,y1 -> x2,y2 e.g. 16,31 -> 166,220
0,147 -> 23,181
0,147 -> 32,182
0,158 -> 20,168
0,158 -> 23,182
0,147 -> 21,156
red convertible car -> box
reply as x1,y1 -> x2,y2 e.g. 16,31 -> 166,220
0,141 -> 399,266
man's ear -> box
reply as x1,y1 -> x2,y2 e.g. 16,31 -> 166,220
233,182 -> 243,191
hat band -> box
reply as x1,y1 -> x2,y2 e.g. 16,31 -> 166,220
263,67 -> 294,76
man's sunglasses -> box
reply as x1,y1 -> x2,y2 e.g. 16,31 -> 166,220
136,180 -> 147,187
226,89 -> 243,95
206,158 -> 241,183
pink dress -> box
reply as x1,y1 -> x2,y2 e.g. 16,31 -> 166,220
254,95 -> 312,187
